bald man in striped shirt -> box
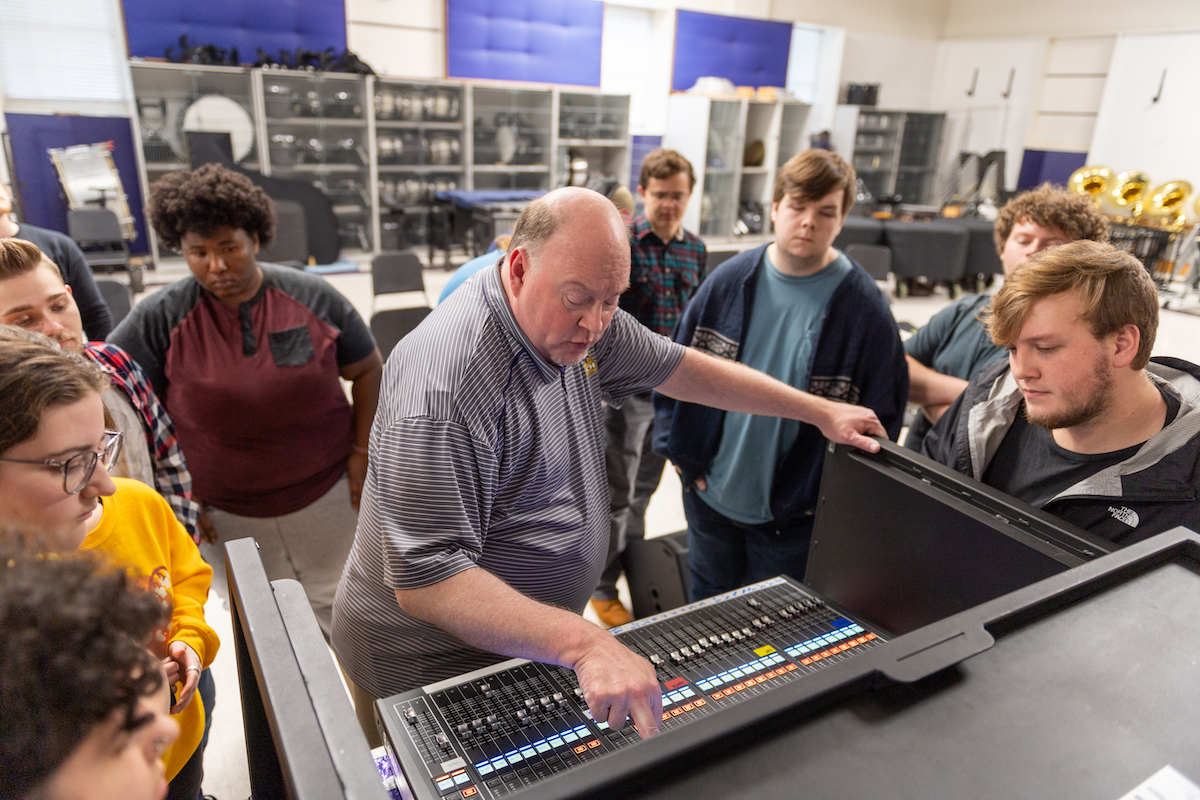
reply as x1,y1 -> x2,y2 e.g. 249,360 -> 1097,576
332,187 -> 885,745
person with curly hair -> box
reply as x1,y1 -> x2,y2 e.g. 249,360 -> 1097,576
903,183 -> 1109,450
0,545 -> 179,800
108,164 -> 383,639
0,328 -> 219,800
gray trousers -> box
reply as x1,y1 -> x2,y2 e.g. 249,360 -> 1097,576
595,394 -> 666,600
207,475 -> 357,640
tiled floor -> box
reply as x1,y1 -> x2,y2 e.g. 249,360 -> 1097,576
134,262 -> 1200,800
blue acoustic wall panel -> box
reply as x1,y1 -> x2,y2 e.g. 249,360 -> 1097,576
447,0 -> 603,86
1017,149 -> 1088,191
5,113 -> 148,254
672,10 -> 792,92
122,0 -> 345,61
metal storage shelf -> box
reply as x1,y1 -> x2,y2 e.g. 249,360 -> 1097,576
833,106 -> 945,205
130,65 -> 631,255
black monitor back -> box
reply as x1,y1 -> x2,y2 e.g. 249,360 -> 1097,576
806,439 -> 1115,636
225,538 -> 387,800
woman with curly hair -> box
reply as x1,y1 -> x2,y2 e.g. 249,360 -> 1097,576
0,546 -> 179,800
109,164 -> 382,639
0,327 -> 218,800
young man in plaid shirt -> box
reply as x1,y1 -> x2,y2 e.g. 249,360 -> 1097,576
591,149 -> 706,627
0,239 -> 203,541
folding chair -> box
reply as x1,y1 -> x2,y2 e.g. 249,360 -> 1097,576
67,208 -> 130,274
370,306 -> 433,360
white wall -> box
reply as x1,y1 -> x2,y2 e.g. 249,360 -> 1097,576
841,31 -> 940,111
944,0 -> 1200,39
345,0 -> 445,79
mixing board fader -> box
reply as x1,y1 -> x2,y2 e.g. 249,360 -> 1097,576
378,577 -> 887,800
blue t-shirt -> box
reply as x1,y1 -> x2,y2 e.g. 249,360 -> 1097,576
437,252 -> 500,304
698,249 -> 853,524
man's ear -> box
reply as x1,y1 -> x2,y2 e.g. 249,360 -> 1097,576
507,247 -> 529,295
252,233 -> 260,255
1111,323 -> 1141,369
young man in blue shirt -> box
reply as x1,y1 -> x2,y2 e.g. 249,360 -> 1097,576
655,149 -> 907,600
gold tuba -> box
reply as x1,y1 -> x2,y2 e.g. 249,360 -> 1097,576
1110,171 -> 1150,223
1068,165 -> 1112,208
1140,180 -> 1193,231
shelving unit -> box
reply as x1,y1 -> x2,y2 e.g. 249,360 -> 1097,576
555,91 -> 630,189
259,71 -> 373,253
469,86 -> 553,191
373,79 -> 465,251
831,106 -> 946,205
665,94 -> 810,238
129,64 -> 632,258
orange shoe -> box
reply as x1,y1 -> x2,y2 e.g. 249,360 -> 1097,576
590,598 -> 633,628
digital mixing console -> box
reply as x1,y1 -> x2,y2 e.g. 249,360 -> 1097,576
377,577 -> 888,800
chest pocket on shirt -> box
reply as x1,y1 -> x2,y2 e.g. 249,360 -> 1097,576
268,325 -> 315,367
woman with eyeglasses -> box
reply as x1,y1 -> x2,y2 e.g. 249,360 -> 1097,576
0,326 -> 219,800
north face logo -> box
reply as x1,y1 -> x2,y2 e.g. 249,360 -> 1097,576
1108,506 -> 1140,528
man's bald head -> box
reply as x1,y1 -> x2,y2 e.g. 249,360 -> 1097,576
507,187 -> 629,265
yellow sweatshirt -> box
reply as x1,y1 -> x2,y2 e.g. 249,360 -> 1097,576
81,477 -> 220,781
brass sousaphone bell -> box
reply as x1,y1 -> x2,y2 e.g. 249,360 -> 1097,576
1111,171 -> 1151,223
1140,180 -> 1193,231
1068,165 -> 1112,208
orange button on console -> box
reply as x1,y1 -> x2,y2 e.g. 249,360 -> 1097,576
765,670 -> 777,678
462,788 -> 478,798
695,698 -> 707,706
866,633 -> 876,640
671,708 -> 683,716
662,712 -> 671,721
588,739 -> 601,749
723,688 -> 734,696
801,658 -> 812,665
682,703 -> 695,711
711,693 -> 723,700
574,744 -> 588,754
786,663 -> 798,671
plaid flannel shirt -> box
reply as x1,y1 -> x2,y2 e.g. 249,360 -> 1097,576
622,215 -> 706,335
85,343 -> 202,542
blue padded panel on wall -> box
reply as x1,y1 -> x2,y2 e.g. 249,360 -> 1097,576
122,0 -> 345,61
5,113 -> 148,254
672,10 -> 792,92
1017,149 -> 1088,191
447,0 -> 603,86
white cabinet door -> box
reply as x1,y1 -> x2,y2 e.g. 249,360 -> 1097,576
933,38 -> 1046,189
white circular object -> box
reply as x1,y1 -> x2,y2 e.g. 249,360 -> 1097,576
182,95 -> 255,162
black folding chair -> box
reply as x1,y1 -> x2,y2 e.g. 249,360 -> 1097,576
371,251 -> 425,296
94,278 -> 133,326
67,208 -> 130,273
845,243 -> 893,281
370,306 -> 433,360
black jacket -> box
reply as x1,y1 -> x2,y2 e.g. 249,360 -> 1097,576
923,356 -> 1200,545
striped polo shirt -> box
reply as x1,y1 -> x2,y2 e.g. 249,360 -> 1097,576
331,260 -> 685,697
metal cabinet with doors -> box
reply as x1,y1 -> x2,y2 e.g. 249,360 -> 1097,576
258,71 -> 374,253
373,79 -> 465,251
832,106 -> 946,206
554,90 -> 631,190
129,62 -> 264,261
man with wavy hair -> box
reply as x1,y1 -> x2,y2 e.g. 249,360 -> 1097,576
923,240 -> 1200,544
903,184 -> 1109,450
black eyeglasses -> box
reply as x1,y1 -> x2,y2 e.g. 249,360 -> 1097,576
0,430 -> 123,494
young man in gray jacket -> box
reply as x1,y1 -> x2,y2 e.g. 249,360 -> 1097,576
924,240 -> 1200,545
